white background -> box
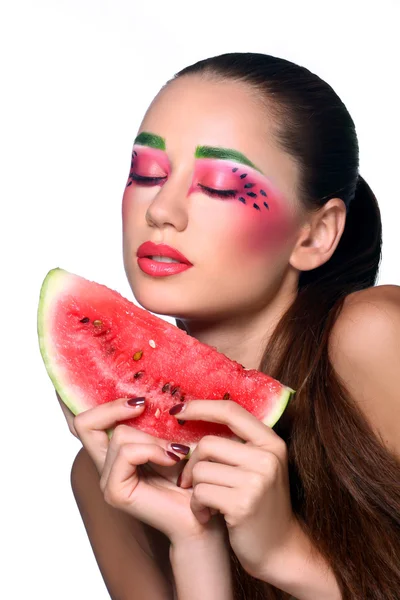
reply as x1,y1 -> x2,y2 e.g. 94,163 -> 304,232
1,0 -> 399,598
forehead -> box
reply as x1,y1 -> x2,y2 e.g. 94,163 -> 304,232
139,76 -> 299,205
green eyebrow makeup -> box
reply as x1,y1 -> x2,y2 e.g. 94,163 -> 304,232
133,132 -> 166,151
132,133 -> 263,174
194,145 -> 264,174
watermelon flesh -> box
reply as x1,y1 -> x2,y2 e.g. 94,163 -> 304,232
37,268 -> 295,456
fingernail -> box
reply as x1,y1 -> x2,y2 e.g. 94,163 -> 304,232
166,450 -> 181,462
170,443 -> 190,455
169,403 -> 186,415
127,397 -> 146,407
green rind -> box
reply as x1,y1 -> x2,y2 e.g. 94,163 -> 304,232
37,268 -> 82,416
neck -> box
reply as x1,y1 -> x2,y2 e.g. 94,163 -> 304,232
176,285 -> 297,371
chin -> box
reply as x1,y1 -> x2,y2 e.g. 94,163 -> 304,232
127,280 -> 187,320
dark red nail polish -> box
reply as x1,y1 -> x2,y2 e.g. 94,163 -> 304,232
127,397 -> 145,406
169,403 -> 185,415
171,443 -> 190,455
166,451 -> 181,462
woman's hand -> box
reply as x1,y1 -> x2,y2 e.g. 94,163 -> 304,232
58,391 -> 226,544
172,399 -> 297,579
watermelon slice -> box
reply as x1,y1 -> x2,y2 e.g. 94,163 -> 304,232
37,268 -> 295,456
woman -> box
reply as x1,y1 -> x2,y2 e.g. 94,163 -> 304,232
59,53 -> 400,599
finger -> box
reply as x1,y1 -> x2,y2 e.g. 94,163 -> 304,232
101,443 -> 183,530
73,397 -> 146,474
101,423 -> 186,484
190,483 -> 234,525
179,436 -> 269,488
101,424 -> 177,485
170,400 -> 286,453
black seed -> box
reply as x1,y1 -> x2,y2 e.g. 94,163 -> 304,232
171,386 -> 180,396
240,173 -> 248,179
260,189 -> 267,197
244,183 -> 255,189
247,191 -> 257,198
180,395 -> 185,402
263,202 -> 269,210
223,392 -> 231,400
162,383 -> 171,393
177,419 -> 186,425
134,371 -> 144,379
238,197 -> 246,204
232,167 -> 238,172
126,181 -> 132,187
253,203 -> 260,210
80,317 -> 90,323
133,150 -> 137,156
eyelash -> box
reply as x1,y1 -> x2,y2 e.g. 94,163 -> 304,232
129,175 -> 237,199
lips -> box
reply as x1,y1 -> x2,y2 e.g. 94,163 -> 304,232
137,241 -> 192,265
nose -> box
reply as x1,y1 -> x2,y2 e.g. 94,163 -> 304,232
145,174 -> 190,232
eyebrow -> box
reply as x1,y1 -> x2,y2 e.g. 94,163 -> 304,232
133,133 -> 264,175
195,145 -> 263,174
134,131 -> 166,150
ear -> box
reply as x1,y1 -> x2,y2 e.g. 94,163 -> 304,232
289,198 -> 347,272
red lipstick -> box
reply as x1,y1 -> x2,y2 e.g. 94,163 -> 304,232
136,241 -> 193,277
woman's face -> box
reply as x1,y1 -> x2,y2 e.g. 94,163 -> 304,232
122,76 -> 304,321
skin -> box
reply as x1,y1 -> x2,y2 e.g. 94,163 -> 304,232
122,76 -> 348,370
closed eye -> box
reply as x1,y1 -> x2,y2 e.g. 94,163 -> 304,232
197,184 -> 237,198
129,173 -> 167,184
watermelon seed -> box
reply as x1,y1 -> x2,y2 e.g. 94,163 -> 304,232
93,320 -> 103,326
263,201 -> 269,210
162,383 -> 171,393
155,408 -> 161,418
133,350 -> 143,361
238,197 -> 246,204
80,317 -> 90,323
171,386 -> 180,396
223,393 -> 231,400
260,189 -> 267,197
148,339 -> 156,348
240,173 -> 248,179
134,371 -> 144,379
246,191 -> 257,198
244,183 -> 255,189
253,203 -> 260,210
232,167 -> 238,172
177,420 -> 186,425
180,394 -> 185,402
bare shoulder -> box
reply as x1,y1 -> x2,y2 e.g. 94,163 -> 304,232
328,284 -> 400,457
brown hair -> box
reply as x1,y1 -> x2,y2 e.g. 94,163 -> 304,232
172,53 -> 400,599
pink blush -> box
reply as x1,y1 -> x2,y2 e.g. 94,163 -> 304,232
191,159 -> 297,253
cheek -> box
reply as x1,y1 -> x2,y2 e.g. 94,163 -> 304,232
225,189 -> 298,257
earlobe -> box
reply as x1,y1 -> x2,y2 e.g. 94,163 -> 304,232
289,198 -> 347,272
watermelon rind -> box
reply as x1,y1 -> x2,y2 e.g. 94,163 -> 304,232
37,268 -> 83,416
